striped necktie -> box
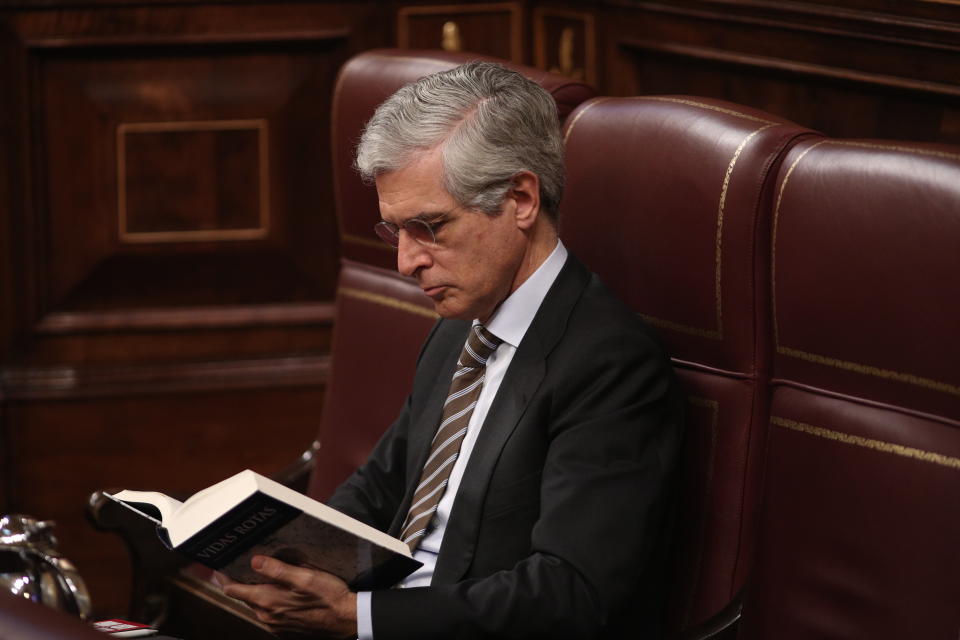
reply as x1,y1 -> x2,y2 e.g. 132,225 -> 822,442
399,323 -> 502,551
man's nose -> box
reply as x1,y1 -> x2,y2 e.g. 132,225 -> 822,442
396,232 -> 432,277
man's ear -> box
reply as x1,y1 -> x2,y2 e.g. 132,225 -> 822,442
508,171 -> 541,230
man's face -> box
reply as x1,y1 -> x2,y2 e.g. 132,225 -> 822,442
375,148 -> 528,322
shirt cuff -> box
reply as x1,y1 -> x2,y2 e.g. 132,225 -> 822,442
356,591 -> 373,640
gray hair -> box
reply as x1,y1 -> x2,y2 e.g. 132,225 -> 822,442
355,61 -> 564,222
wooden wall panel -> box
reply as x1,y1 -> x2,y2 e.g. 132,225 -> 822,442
601,1 -> 960,143
0,0 -> 391,619
5,385 -> 325,618
35,34 -> 342,313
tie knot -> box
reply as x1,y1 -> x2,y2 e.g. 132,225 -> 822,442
459,324 -> 502,369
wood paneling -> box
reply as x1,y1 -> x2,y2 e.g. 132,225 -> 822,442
5,385 -> 325,618
601,1 -> 960,143
0,0 -> 390,619
34,32 -> 343,312
118,120 -> 269,242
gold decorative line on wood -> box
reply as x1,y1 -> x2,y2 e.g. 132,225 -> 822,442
116,119 -> 270,244
772,416 -> 960,470
339,287 -> 438,320
566,97 -> 779,341
772,139 -> 960,397
397,2 -> 523,63
683,396 -> 719,627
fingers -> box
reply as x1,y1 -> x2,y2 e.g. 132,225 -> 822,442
219,556 -> 357,638
249,555 -> 312,588
211,571 -> 237,589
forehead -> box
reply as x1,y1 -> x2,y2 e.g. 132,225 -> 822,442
374,149 -> 458,223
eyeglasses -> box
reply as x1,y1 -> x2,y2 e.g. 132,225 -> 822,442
374,216 -> 449,249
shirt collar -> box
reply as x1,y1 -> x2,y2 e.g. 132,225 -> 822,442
481,240 -> 568,349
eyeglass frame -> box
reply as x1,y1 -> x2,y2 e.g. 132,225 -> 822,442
373,214 -> 453,249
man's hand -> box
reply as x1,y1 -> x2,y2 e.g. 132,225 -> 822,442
219,555 -> 358,638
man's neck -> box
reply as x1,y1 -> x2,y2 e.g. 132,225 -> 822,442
510,222 -> 559,296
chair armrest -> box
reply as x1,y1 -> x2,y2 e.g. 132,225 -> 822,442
86,490 -> 187,625
270,440 -> 320,492
674,591 -> 743,640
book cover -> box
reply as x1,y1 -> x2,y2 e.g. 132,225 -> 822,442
107,470 -> 420,591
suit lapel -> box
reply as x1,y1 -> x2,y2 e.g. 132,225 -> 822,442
432,255 -> 592,584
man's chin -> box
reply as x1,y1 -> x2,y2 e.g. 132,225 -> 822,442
433,299 -> 471,321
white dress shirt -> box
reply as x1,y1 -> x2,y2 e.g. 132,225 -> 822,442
357,241 -> 568,639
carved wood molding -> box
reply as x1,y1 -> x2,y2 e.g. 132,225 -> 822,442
610,0 -> 960,51
619,36 -> 960,98
117,119 -> 271,244
36,302 -> 335,334
1,354 -> 330,400
23,28 -> 351,50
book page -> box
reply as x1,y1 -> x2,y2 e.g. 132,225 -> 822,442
109,490 -> 183,525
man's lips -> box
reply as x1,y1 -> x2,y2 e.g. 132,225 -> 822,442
422,285 -> 447,298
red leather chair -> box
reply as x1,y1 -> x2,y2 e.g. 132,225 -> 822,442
559,96 -> 817,632
738,139 -> 960,639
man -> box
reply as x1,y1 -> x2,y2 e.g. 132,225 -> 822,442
222,61 -> 683,639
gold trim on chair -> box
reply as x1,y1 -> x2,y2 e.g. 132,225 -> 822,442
642,96 -> 777,125
339,287 -> 439,320
772,416 -> 960,470
565,97 -> 780,341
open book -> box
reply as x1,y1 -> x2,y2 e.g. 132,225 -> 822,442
106,469 -> 421,590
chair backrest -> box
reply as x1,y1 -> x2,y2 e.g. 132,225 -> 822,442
308,49 -> 595,500
559,96 -> 816,631
740,139 -> 960,638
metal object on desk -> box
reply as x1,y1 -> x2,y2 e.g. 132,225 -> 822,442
0,514 -> 92,619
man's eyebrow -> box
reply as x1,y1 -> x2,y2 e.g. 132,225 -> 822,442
382,210 -> 451,225
409,211 -> 450,222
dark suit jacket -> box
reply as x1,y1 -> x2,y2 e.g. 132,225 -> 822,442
328,254 -> 683,640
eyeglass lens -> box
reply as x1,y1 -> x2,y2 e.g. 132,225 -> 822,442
374,219 -> 437,248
